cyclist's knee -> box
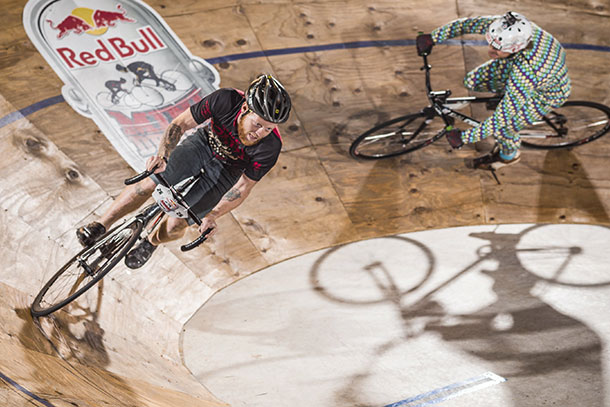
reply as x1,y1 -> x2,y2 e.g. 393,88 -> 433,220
165,217 -> 188,234
150,218 -> 187,245
463,76 -> 476,91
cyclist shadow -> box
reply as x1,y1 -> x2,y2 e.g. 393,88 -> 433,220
537,148 -> 610,223
13,288 -> 141,405
412,229 -> 604,406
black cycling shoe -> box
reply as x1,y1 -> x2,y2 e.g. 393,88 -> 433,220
76,221 -> 106,247
124,239 -> 157,269
466,146 -> 521,171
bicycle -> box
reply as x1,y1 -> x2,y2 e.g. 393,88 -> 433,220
349,46 -> 610,162
309,224 -> 610,308
96,83 -> 164,109
30,168 -> 213,317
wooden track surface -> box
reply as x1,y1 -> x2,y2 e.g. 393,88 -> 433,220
1,0 -> 609,405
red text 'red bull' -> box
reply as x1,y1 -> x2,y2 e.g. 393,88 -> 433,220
55,26 -> 166,69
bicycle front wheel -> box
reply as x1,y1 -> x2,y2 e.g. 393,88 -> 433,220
349,112 -> 445,159
31,220 -> 143,317
521,101 -> 610,149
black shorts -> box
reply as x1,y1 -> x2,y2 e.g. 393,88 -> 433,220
151,129 -> 241,224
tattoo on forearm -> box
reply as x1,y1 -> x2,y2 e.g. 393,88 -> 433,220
135,184 -> 148,196
161,123 -> 182,156
224,188 -> 242,202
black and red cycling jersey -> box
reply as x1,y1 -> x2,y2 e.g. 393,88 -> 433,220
190,88 -> 282,181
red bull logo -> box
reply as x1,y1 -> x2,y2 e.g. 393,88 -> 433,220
55,26 -> 167,69
25,0 -> 221,171
47,4 -> 135,39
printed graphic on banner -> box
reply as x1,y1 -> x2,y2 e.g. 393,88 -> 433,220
23,0 -> 220,171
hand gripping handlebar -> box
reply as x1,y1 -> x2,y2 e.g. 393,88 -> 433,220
124,165 -> 214,252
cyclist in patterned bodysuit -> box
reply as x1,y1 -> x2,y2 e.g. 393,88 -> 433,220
417,12 -> 571,169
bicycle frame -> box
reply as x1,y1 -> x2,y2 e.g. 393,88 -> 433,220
421,53 -> 500,131
350,45 -> 610,162
124,168 -> 212,252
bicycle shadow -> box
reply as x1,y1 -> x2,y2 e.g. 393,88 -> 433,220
14,283 -> 142,406
311,225 -> 606,407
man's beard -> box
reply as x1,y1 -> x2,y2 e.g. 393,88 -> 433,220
238,112 -> 257,146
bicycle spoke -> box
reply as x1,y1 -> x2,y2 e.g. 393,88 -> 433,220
517,224 -> 610,286
31,221 -> 143,316
351,113 -> 444,159
36,248 -> 111,311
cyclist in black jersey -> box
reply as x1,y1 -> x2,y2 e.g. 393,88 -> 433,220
104,77 -> 127,104
77,74 -> 291,269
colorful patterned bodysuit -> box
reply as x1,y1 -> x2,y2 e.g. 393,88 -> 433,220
431,16 -> 571,154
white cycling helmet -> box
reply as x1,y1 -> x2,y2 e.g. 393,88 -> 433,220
485,12 -> 533,53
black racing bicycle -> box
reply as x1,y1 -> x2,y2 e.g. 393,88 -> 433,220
31,168 -> 212,317
350,48 -> 610,160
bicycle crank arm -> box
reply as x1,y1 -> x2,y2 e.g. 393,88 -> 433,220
490,169 -> 501,185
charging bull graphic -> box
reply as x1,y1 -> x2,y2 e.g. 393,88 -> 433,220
47,4 -> 135,39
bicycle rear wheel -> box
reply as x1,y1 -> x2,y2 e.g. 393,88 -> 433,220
31,220 -> 143,317
521,101 -> 610,149
350,112 -> 445,159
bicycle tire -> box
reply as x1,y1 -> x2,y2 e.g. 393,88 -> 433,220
349,112 -> 445,159
516,224 -> 610,287
309,236 -> 434,305
31,220 -> 143,317
521,101 -> 610,149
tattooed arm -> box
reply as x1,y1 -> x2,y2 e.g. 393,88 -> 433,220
146,108 -> 198,172
198,174 -> 258,237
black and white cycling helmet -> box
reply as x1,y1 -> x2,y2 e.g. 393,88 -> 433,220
486,11 -> 533,53
246,74 -> 292,124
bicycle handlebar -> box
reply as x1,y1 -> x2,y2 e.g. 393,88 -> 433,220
181,227 -> 213,252
124,165 -> 213,251
124,167 -> 156,185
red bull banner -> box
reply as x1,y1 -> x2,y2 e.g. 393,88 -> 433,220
24,0 -> 220,171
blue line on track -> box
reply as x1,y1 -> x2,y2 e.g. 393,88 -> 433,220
0,95 -> 64,128
384,372 -> 506,407
205,39 -> 416,64
0,371 -> 57,407
1,39 -> 609,128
